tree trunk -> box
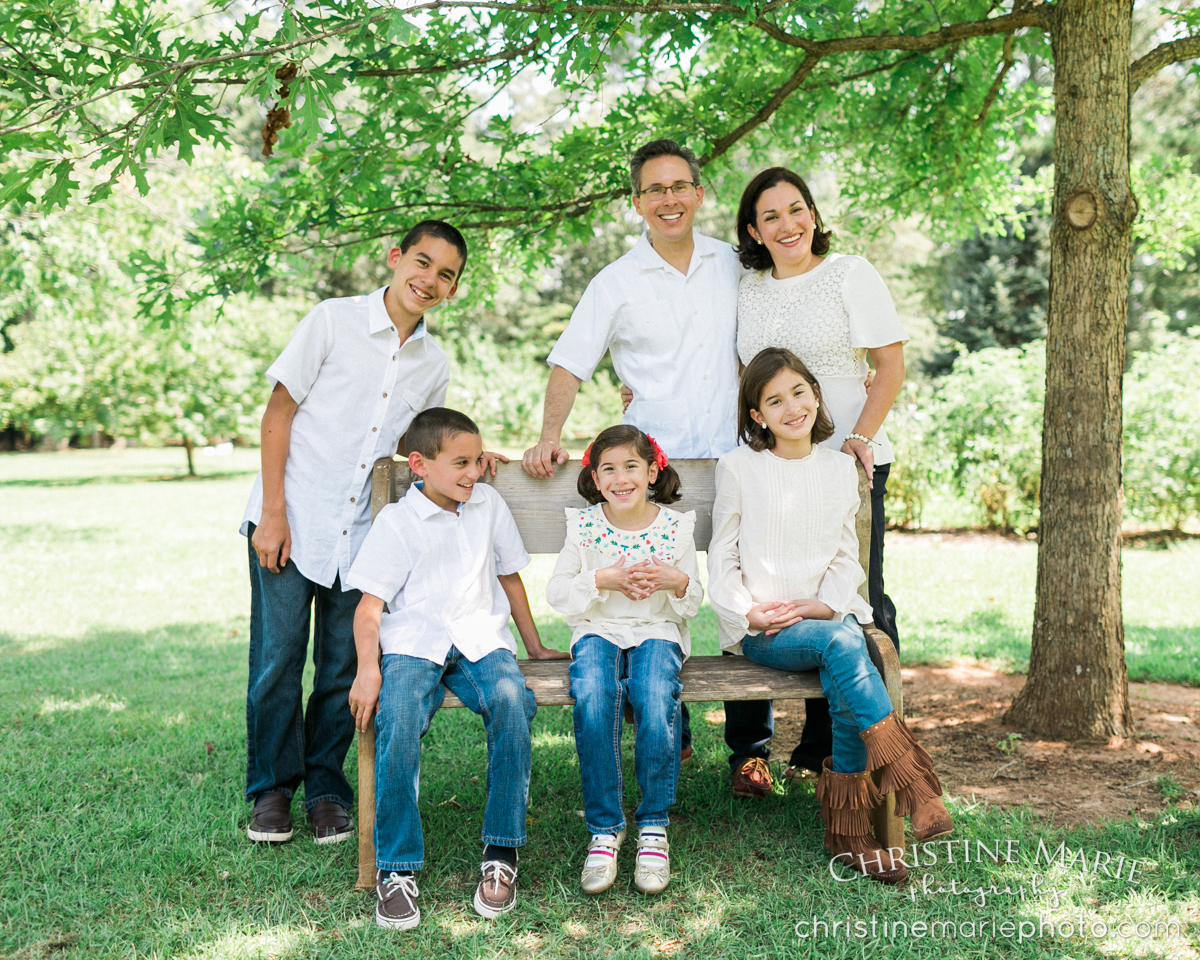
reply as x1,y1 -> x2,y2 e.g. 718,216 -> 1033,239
1005,0 -> 1135,739
184,437 -> 196,477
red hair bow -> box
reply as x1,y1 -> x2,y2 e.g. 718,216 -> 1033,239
581,442 -> 593,467
645,434 -> 668,471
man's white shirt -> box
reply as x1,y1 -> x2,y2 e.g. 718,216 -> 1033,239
241,287 -> 449,588
546,231 -> 742,459
345,482 -> 531,664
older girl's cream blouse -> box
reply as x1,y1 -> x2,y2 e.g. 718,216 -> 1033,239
706,444 -> 873,653
546,504 -> 704,657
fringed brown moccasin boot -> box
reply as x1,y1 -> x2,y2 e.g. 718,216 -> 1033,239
860,714 -> 953,842
815,757 -> 908,884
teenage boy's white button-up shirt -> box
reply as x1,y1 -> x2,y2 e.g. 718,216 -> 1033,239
345,482 -> 531,664
241,287 -> 449,589
546,231 -> 742,459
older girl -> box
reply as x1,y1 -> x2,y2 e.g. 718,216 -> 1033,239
708,348 -> 950,884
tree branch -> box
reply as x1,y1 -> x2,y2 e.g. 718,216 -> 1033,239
754,7 -> 1046,54
1130,34 -> 1200,92
700,51 -> 821,165
355,41 -> 541,77
975,31 -> 1015,125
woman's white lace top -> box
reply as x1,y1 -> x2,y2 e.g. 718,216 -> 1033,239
546,504 -> 704,656
736,253 -> 908,465
706,444 -> 873,653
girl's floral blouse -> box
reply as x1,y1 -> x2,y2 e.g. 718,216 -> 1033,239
569,503 -> 683,564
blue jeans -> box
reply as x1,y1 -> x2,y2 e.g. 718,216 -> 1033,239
740,617 -> 892,773
245,525 -> 360,810
792,462 -> 900,771
569,635 -> 683,833
374,646 -> 537,871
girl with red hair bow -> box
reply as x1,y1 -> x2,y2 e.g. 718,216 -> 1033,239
547,424 -> 700,898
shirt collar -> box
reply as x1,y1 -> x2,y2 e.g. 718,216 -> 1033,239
631,231 -> 717,275
404,479 -> 476,518
369,286 -> 428,341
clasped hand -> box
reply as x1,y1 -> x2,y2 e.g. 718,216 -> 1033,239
746,599 -> 836,635
595,555 -> 688,601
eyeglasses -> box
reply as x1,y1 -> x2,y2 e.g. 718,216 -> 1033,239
636,180 -> 699,200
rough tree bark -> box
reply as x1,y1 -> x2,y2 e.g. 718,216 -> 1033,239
1005,0 -> 1135,739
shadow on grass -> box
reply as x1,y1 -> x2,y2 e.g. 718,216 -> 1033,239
0,470 -> 258,487
2,622 -> 1198,959
902,611 -> 1200,687
1126,626 -> 1200,687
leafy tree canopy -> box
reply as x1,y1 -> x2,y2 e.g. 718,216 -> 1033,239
3,0 -> 1073,315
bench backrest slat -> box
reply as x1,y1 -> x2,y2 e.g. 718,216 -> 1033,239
371,455 -> 874,605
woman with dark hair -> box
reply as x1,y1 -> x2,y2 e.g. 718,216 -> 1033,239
734,167 -> 909,781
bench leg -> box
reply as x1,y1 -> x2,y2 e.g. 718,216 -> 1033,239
863,626 -> 906,855
356,723 -> 377,890
870,773 -> 905,853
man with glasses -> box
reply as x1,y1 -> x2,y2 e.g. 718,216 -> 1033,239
522,139 -> 775,801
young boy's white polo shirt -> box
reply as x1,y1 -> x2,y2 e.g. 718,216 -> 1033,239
545,230 -> 742,459
241,287 -> 449,589
345,482 -> 531,664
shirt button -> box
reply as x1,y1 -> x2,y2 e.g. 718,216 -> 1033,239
361,464 -> 366,468
350,497 -> 356,503
342,530 -> 347,535
372,427 -> 377,432
383,392 -> 388,398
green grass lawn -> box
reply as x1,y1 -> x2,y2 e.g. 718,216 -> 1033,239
1,450 -> 1198,959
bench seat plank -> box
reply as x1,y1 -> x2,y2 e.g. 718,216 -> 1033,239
437,655 -> 826,708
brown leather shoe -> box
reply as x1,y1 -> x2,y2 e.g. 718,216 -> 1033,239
816,758 -> 907,884
861,713 -> 953,841
247,791 -> 293,843
680,745 -> 693,764
731,757 -> 774,798
473,858 -> 518,919
308,800 -> 354,845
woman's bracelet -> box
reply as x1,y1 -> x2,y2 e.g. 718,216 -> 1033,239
845,432 -> 878,447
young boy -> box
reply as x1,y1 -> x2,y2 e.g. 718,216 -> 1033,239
241,221 -> 471,846
345,407 -> 567,929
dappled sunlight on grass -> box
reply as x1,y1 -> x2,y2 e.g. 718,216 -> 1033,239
181,925 -> 312,960
37,693 -> 127,715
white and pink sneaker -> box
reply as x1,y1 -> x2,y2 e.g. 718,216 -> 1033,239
635,828 -> 670,894
580,829 -> 625,894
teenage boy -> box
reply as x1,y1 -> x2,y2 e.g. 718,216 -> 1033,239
241,221 -> 481,846
346,408 -> 567,929
521,140 -> 775,800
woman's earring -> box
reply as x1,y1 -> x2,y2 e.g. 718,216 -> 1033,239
815,401 -> 820,409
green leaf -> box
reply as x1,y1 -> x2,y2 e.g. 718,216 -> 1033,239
387,10 -> 415,44
42,161 -> 79,209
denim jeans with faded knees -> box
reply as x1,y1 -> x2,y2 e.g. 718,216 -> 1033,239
740,616 -> 892,774
374,646 -> 537,872
245,524 -> 361,810
569,634 -> 683,834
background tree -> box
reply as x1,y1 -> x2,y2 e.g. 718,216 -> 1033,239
3,0 -> 1200,738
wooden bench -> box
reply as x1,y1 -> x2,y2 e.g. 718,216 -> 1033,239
355,457 -> 903,887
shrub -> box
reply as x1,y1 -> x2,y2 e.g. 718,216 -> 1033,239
1123,330 -> 1200,528
931,344 -> 1045,532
